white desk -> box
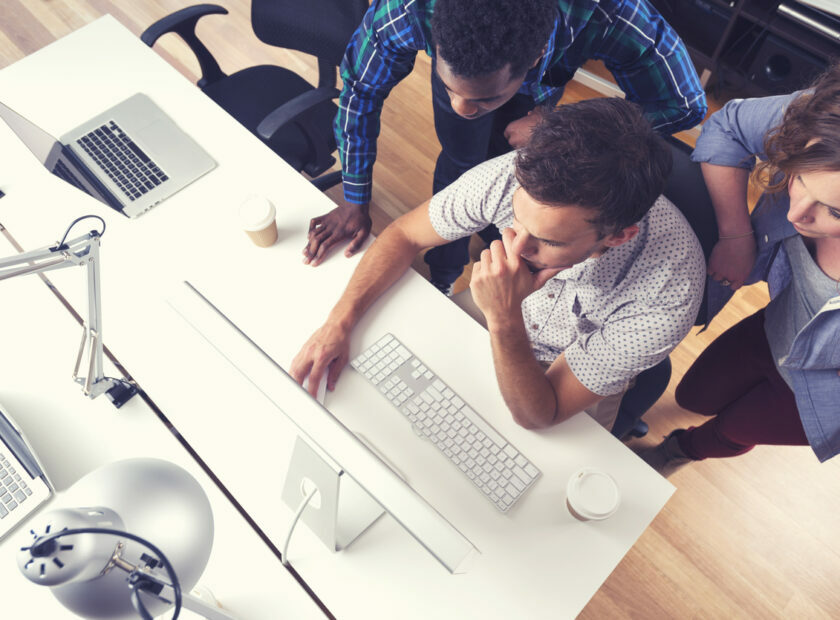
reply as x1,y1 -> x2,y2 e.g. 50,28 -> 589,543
0,16 -> 675,619
0,257 -> 325,618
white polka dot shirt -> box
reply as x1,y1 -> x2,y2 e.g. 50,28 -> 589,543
428,152 -> 705,396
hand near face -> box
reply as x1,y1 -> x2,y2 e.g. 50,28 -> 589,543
503,109 -> 543,150
470,228 -> 561,328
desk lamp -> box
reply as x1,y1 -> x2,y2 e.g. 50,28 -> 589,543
0,215 -> 135,407
16,458 -> 235,620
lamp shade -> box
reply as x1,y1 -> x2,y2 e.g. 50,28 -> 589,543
17,458 -> 214,619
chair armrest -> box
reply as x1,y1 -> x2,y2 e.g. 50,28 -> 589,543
141,4 -> 229,87
257,87 -> 341,176
255,87 -> 340,140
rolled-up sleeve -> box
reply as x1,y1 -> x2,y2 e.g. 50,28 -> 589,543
427,153 -> 519,240
691,92 -> 799,169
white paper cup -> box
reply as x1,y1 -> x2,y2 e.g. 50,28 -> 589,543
565,467 -> 620,521
239,196 -> 277,247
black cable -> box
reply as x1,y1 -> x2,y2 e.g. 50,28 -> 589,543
128,580 -> 154,620
53,214 -> 106,251
28,526 -> 182,620
129,586 -> 155,620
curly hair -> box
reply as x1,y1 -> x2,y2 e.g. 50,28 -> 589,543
514,98 -> 672,236
430,0 -> 556,78
755,62 -> 840,193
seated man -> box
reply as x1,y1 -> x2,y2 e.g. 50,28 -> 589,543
292,98 -> 705,431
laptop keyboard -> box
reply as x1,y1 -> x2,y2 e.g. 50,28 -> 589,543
0,451 -> 32,519
351,333 -> 541,512
76,121 -> 168,202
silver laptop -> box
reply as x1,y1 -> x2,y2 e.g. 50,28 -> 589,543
0,94 -> 216,218
0,401 -> 53,541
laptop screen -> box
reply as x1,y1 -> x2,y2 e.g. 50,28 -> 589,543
0,100 -> 121,210
0,100 -> 56,165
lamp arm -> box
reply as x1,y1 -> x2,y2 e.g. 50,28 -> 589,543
0,232 -> 94,279
0,229 -> 136,407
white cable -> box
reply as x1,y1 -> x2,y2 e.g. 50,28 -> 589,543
281,486 -> 318,567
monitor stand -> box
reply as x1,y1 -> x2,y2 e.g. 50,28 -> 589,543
282,436 -> 385,551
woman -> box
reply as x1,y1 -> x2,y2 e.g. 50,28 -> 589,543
643,65 -> 840,475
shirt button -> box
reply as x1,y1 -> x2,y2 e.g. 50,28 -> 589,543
547,293 -> 555,298
764,234 -> 769,243
531,324 -> 539,330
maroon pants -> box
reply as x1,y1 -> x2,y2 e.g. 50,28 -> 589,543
675,309 -> 808,460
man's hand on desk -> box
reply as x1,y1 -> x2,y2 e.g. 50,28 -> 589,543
303,199 -> 372,267
290,322 -> 352,397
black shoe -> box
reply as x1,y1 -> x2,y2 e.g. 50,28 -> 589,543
429,279 -> 453,297
636,429 -> 693,477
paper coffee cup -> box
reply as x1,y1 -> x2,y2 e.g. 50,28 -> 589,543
239,196 -> 277,247
565,467 -> 620,521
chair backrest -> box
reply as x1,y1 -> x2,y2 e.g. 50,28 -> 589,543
612,137 -> 717,439
662,136 -> 719,262
251,0 -> 369,67
662,136 -> 718,326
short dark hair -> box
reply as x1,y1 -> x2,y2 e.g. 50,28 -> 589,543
431,0 -> 556,78
515,99 -> 672,236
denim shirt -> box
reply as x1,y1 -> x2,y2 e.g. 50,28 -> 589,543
692,92 -> 840,462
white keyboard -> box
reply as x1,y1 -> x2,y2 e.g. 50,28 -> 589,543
351,334 -> 540,512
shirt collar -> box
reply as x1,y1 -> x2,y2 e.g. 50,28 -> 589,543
549,255 -> 600,283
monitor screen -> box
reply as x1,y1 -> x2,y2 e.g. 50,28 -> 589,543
165,280 -> 479,574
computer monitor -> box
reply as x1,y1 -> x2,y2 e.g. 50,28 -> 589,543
165,280 -> 479,574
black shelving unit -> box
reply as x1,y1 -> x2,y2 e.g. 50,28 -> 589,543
649,0 -> 840,98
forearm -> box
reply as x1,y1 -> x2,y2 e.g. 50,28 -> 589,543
487,315 -> 559,430
701,163 -> 752,234
327,224 -> 420,330
335,7 -> 422,205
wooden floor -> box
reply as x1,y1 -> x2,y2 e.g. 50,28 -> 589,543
2,2 -> 839,618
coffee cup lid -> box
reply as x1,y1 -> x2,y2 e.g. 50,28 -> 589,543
239,196 -> 276,231
566,467 -> 620,520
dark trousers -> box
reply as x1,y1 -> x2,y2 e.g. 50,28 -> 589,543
424,62 -> 536,286
675,309 -> 808,459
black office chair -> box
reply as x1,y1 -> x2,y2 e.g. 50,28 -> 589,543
141,0 -> 369,191
611,135 -> 718,440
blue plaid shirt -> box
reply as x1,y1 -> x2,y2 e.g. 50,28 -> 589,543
336,0 -> 707,204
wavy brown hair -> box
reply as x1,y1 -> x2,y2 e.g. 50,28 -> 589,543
515,98 -> 672,236
755,63 -> 840,193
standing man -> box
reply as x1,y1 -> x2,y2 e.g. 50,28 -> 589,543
303,0 -> 706,296
292,100 -> 705,431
